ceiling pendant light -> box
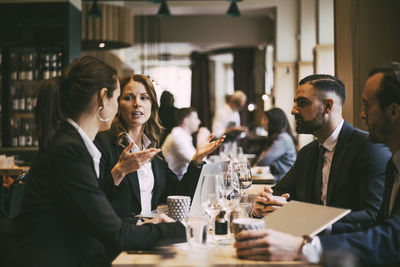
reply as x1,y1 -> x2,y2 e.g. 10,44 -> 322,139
226,0 -> 241,17
157,1 -> 171,17
88,0 -> 101,18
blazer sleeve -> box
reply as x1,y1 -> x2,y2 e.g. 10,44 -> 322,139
94,133 -> 126,201
337,142 -> 390,227
160,152 -> 203,203
320,207 -> 400,264
50,141 -> 185,251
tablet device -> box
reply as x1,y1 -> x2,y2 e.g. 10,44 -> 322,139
264,200 -> 350,237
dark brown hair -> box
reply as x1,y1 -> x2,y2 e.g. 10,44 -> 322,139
176,107 -> 197,126
34,56 -> 118,150
368,62 -> 400,109
110,74 -> 163,147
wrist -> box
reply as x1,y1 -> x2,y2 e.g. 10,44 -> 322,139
299,235 -> 322,263
192,154 -> 203,165
111,165 -> 125,186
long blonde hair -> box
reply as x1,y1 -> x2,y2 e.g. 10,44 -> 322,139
110,74 -> 164,147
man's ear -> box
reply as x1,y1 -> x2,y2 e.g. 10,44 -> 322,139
387,103 -> 400,120
323,99 -> 334,114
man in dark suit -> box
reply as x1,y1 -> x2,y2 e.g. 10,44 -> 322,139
253,74 -> 391,231
235,63 -> 400,265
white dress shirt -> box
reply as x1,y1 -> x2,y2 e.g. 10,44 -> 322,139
162,126 -> 196,180
319,119 -> 344,205
390,151 -> 400,215
125,133 -> 155,214
66,119 -> 101,178
212,104 -> 241,137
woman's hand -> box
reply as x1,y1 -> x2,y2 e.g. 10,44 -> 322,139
192,134 -> 225,163
111,142 -> 161,185
137,214 -> 175,225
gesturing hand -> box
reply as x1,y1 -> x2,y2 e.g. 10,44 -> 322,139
192,134 -> 226,163
111,142 -> 161,185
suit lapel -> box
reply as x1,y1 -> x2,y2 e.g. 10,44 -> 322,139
306,141 -> 320,202
326,121 -> 352,204
151,156 -> 163,210
116,136 -> 142,207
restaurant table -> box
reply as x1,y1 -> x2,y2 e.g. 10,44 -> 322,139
251,166 -> 275,184
0,166 -> 29,176
112,243 -> 312,267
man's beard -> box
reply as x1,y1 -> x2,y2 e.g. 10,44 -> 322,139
295,111 -> 326,134
367,117 -> 391,144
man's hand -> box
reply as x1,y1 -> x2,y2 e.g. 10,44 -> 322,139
234,229 -> 302,261
253,186 -> 290,217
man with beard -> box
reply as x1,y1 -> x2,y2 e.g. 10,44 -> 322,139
235,63 -> 400,266
253,74 -> 391,233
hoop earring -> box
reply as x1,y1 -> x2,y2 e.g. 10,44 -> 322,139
98,106 -> 110,122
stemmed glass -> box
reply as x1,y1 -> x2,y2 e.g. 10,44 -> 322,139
200,173 -> 224,243
218,162 -> 241,244
234,160 -> 253,201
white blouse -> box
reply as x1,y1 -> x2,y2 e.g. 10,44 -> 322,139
125,133 -> 155,214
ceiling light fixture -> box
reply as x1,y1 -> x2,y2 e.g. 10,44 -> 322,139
157,1 -> 171,17
88,0 -> 101,18
226,0 -> 241,17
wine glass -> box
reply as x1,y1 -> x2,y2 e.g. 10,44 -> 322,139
235,160 -> 253,201
218,162 -> 241,244
200,173 -> 224,242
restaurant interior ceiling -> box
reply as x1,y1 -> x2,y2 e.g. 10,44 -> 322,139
84,0 -> 275,70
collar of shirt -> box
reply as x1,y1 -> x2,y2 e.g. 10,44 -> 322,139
66,118 -> 102,178
125,132 -> 151,152
320,119 -> 344,152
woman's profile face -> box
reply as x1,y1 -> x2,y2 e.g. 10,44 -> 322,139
261,114 -> 269,131
119,80 -> 152,130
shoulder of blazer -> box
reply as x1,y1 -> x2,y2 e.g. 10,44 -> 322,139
338,121 -> 369,145
297,139 -> 319,156
44,123 -> 93,165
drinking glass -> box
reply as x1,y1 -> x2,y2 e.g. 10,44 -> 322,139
234,160 -> 253,201
200,174 -> 224,242
218,163 -> 241,244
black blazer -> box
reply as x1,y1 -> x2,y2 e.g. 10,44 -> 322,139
94,131 -> 202,219
320,160 -> 400,265
8,122 -> 185,267
273,121 -> 391,231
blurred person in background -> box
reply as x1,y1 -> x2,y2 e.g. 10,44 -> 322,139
158,90 -> 177,145
162,107 -> 211,180
254,107 -> 296,182
94,74 -> 224,219
212,90 -> 248,140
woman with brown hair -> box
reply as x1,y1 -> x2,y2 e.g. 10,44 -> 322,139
94,74 -> 224,219
8,57 -> 186,267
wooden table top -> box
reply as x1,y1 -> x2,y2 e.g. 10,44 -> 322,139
112,244 -> 309,266
0,166 -> 30,176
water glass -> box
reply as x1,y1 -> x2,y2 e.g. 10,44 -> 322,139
185,216 -> 208,249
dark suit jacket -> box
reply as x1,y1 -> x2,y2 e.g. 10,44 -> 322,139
320,159 -> 400,265
273,121 -> 391,230
94,131 -> 202,219
8,122 -> 185,267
